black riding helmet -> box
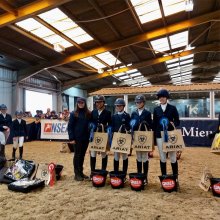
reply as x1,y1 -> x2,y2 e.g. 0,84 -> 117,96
157,89 -> 170,99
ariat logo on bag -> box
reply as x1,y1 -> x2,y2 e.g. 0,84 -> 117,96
111,177 -> 122,187
117,137 -> 126,147
92,175 -> 104,185
162,179 -> 175,190
168,134 -> 178,144
130,178 -> 142,189
41,169 -> 49,178
213,183 -> 220,194
95,137 -> 103,145
138,135 -> 147,144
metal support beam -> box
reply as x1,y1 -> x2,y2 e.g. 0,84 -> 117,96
17,10 -> 220,82
62,43 -> 220,89
0,0 -> 17,15
0,0 -> 72,28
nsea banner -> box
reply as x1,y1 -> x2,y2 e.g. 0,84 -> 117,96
180,120 -> 218,147
41,119 -> 69,140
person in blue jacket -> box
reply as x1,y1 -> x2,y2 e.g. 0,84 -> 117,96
0,104 -> 12,159
12,111 -> 28,159
153,89 -> 180,177
112,98 -> 130,174
68,97 -> 91,181
90,95 -> 111,172
131,94 -> 153,182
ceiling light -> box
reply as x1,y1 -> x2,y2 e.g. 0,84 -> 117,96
98,68 -> 104,74
113,81 -> 116,85
54,43 -> 65,52
185,0 -> 194,12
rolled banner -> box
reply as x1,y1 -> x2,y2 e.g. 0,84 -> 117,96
107,126 -> 113,146
130,119 -> 137,141
89,122 -> 96,142
160,117 -> 169,142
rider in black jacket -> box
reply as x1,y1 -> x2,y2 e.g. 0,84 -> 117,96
90,95 -> 111,172
153,89 -> 180,177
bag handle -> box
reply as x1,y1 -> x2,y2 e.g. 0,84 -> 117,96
138,121 -> 149,131
118,124 -> 129,133
97,123 -> 104,133
170,122 -> 176,130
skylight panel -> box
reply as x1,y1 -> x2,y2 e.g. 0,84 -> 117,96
134,76 -> 144,79
180,59 -> 193,65
131,83 -> 140,87
166,58 -> 179,64
124,78 -> 133,82
38,8 -> 93,44
126,69 -> 138,74
150,37 -> 169,53
44,35 -> 72,48
170,31 -> 188,49
119,75 -> 130,80
180,54 -> 194,60
31,26 -> 54,38
80,57 -> 106,69
162,0 -> 185,16
16,18 -> 41,31
141,81 -> 151,85
130,72 -> 141,77
96,52 -> 121,66
167,62 -> 180,69
130,0 -> 162,23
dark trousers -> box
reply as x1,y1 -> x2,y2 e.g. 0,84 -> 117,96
73,140 -> 88,175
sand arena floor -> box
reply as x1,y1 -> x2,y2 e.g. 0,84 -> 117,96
0,141 -> 219,220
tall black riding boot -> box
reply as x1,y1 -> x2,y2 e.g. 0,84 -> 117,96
160,161 -> 167,176
171,161 -> 178,177
12,148 -> 16,159
137,160 -> 142,173
74,155 -> 83,181
114,159 -> 119,172
79,155 -> 89,180
123,158 -> 128,174
0,144 -> 5,158
90,156 -> 96,172
101,155 -> 108,170
143,161 -> 149,183
19,147 -> 23,159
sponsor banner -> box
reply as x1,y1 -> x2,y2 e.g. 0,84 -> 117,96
180,120 -> 218,147
41,119 -> 69,140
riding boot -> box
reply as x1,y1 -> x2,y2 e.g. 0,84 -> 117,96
74,155 -> 83,181
137,160 -> 142,173
143,161 -> 149,183
160,161 -> 167,176
90,156 -> 96,172
0,144 -> 5,158
12,148 -> 16,159
171,161 -> 178,178
101,155 -> 108,170
123,158 -> 128,174
114,159 -> 119,172
19,146 -> 23,159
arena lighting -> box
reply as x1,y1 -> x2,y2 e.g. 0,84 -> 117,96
113,81 -> 117,85
53,43 -> 65,52
185,0 -> 194,12
98,68 -> 104,74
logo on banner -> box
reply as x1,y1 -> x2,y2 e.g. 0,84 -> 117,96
117,137 -> 126,147
168,134 -> 177,144
95,137 -> 103,145
44,123 -> 52,132
138,135 -> 147,144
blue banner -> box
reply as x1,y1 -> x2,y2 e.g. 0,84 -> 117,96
180,120 -> 218,147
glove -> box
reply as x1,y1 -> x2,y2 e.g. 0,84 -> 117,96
107,126 -> 113,146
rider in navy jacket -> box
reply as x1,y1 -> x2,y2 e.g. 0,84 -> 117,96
112,98 -> 130,174
153,89 -> 180,178
90,95 -> 111,172
131,94 -> 153,182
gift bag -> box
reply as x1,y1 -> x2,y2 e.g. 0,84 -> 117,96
132,123 -> 153,152
210,133 -> 220,154
35,163 -> 56,186
162,123 -> 185,152
89,124 -> 108,152
111,125 -> 131,154
199,167 -> 212,191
